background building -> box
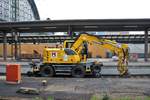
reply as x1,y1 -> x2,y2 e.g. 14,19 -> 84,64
0,0 -> 40,21
0,0 -> 40,60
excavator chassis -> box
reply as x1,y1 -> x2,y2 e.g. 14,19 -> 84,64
27,61 -> 103,78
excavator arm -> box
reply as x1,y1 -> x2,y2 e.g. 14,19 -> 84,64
70,33 -> 129,76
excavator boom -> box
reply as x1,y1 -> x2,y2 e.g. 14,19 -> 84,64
70,33 -> 129,75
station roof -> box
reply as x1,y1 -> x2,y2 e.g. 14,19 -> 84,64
28,0 -> 40,20
0,34 -> 149,44
0,19 -> 150,33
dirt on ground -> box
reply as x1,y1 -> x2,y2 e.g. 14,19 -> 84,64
0,76 -> 150,100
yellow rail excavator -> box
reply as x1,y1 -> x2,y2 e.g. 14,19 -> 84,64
27,33 -> 129,77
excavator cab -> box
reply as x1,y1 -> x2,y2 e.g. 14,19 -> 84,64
64,40 -> 89,61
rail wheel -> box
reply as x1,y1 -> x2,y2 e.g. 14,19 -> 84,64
93,65 -> 101,78
72,66 -> 85,78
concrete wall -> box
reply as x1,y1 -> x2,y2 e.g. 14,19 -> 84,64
0,43 -> 108,58
0,43 -> 63,57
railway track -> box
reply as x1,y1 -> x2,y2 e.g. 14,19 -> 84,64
1,66 -> 150,77
0,60 -> 150,77
0,73 -> 150,80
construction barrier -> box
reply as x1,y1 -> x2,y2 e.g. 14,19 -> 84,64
6,64 -> 21,84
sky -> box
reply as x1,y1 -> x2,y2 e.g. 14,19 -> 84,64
34,0 -> 150,20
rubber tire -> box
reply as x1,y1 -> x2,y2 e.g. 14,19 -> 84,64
40,66 -> 54,77
72,66 -> 85,78
93,65 -> 101,78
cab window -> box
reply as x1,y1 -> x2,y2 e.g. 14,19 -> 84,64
64,49 -> 76,55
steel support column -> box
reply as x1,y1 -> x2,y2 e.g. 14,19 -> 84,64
11,33 -> 14,60
14,31 -> 19,60
18,32 -> 21,60
144,30 -> 148,61
68,26 -> 72,36
3,32 -> 7,61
